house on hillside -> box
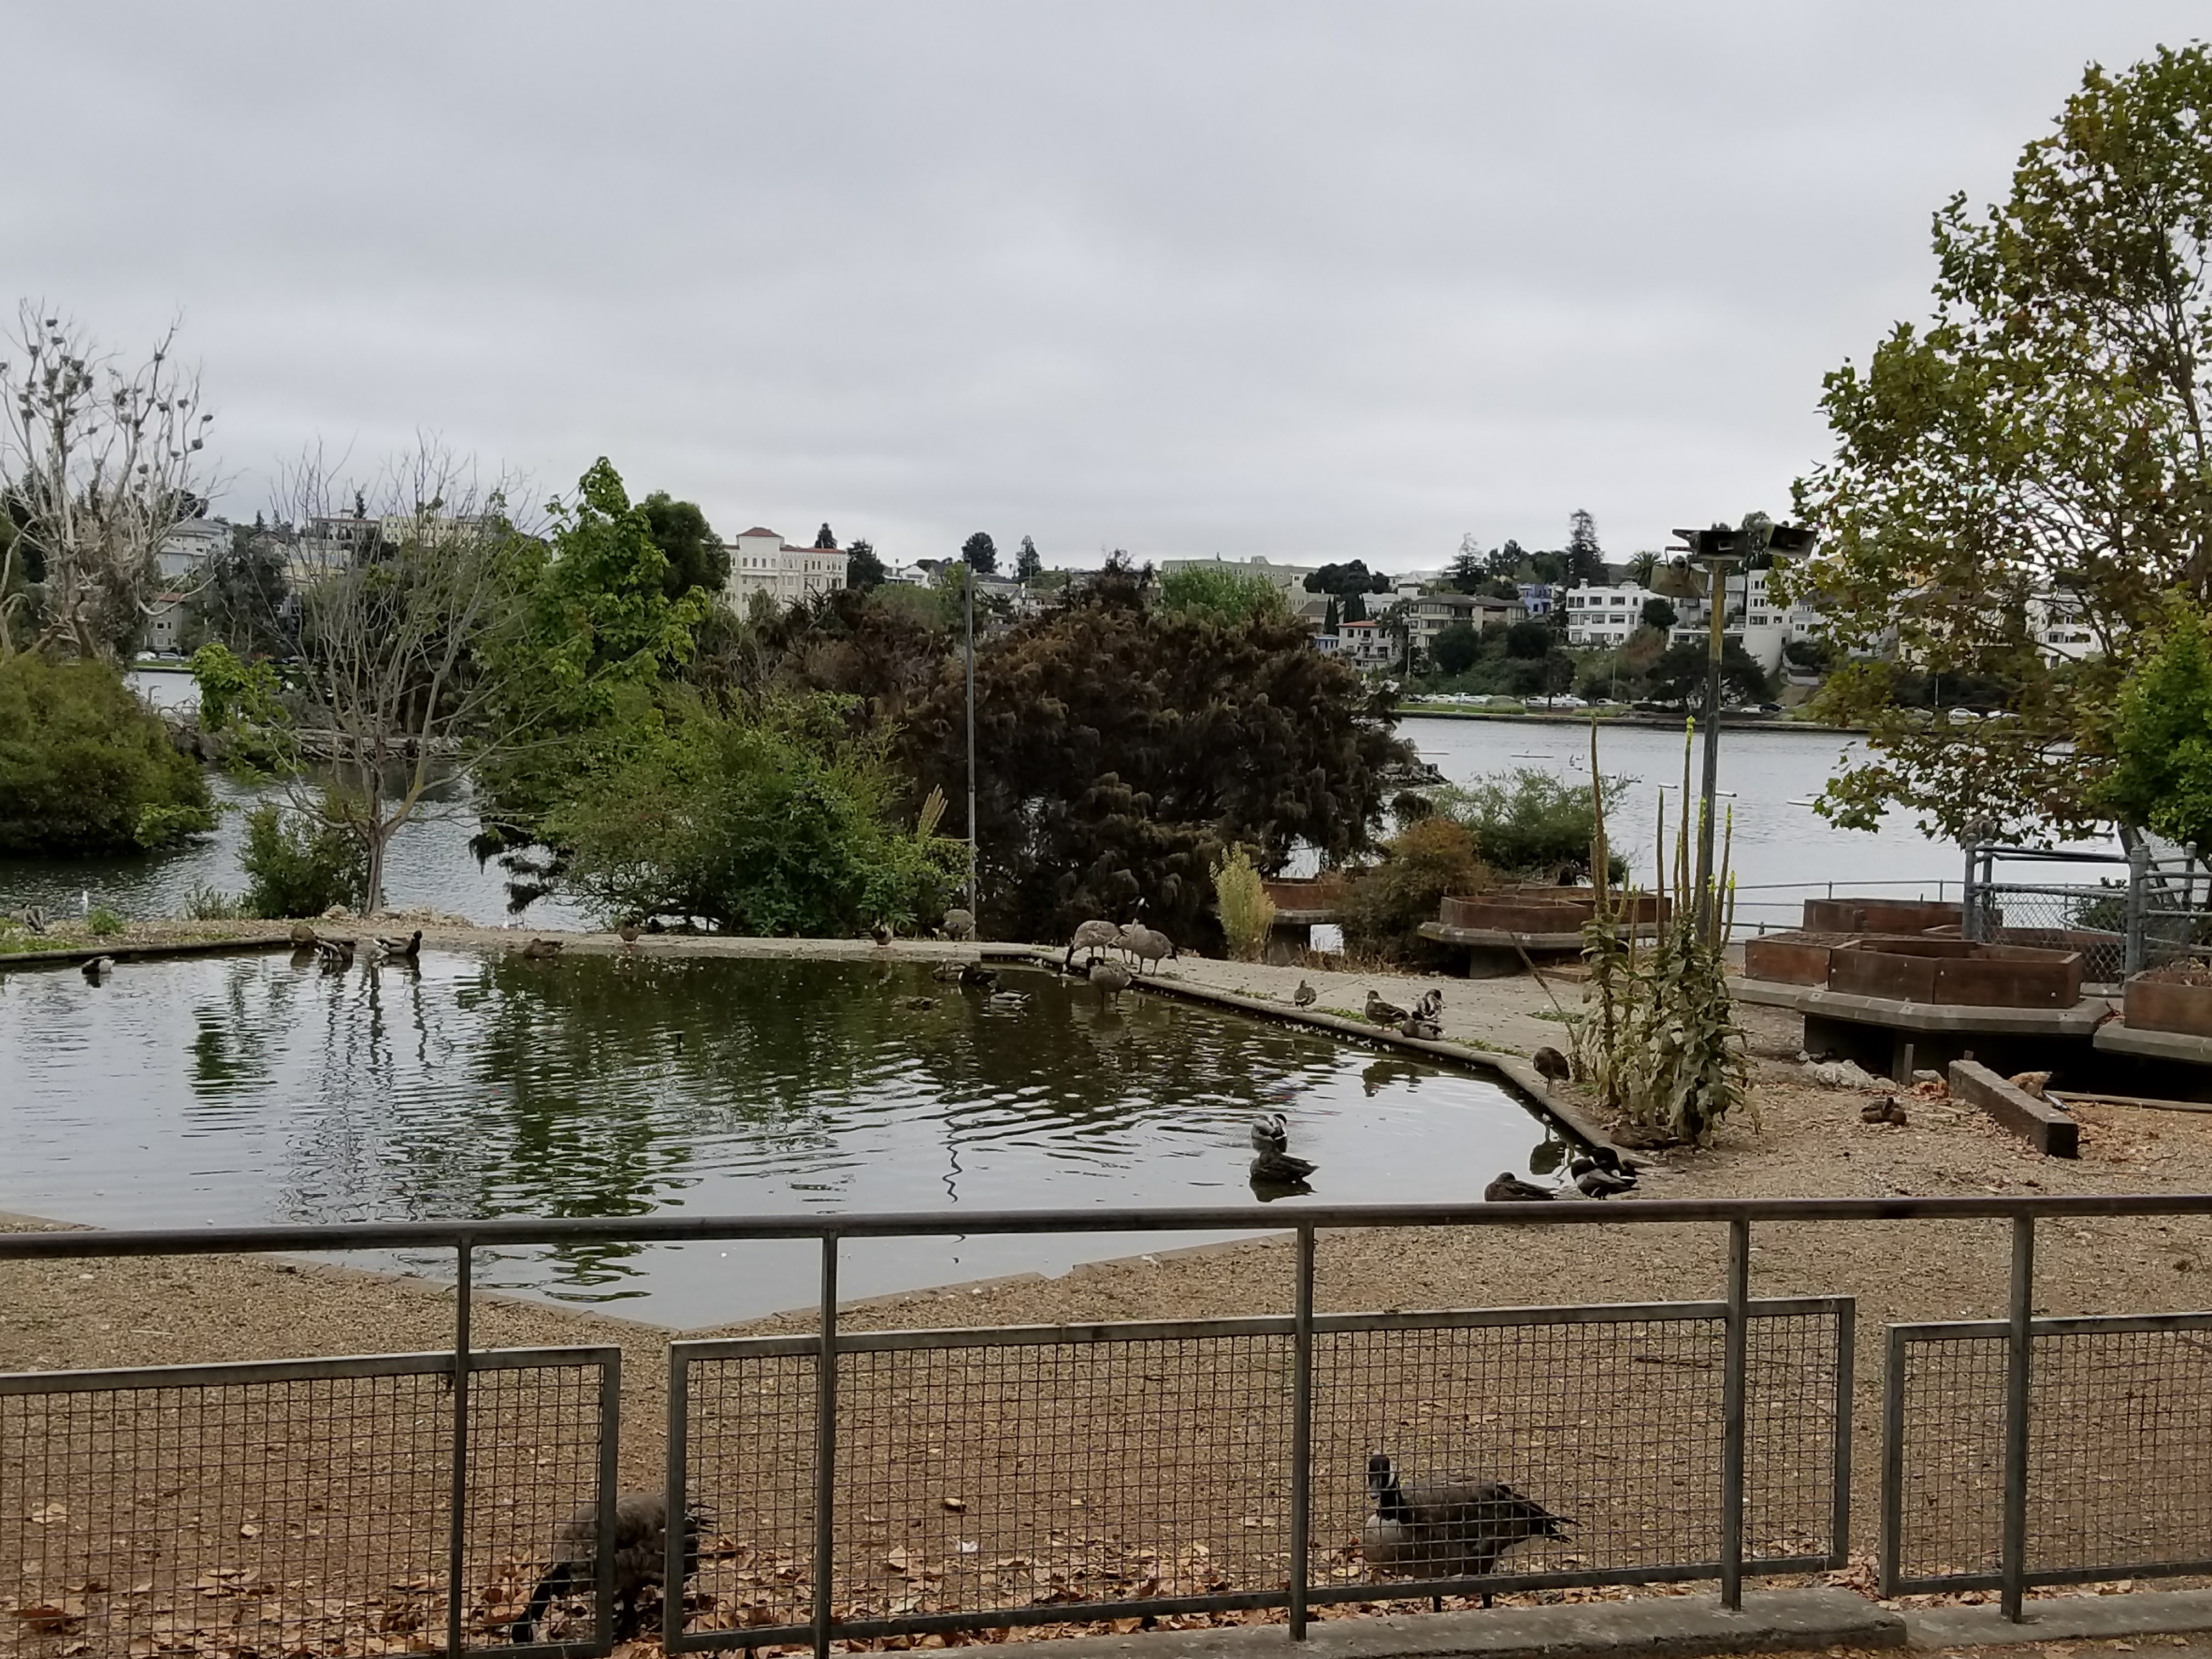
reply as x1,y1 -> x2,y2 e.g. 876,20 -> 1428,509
726,527 -> 849,610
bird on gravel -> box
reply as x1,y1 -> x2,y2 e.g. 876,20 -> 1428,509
1485,1172 -> 1554,1203
1531,1046 -> 1572,1087
19,905 -> 46,934
1571,1155 -> 1637,1199
1860,1097 -> 1910,1126
511,1488 -> 708,1645
1293,979 -> 1317,1008
81,955 -> 114,983
1362,1453 -> 1570,1609
1088,958 -> 1132,1001
1249,1110 -> 1318,1184
1397,1017 -> 1442,1041
1365,990 -> 1410,1026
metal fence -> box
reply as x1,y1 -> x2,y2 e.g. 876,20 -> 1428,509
3,1196 -> 2211,1657
1962,841 -> 2212,984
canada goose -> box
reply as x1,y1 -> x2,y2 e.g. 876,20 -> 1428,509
1398,1017 -> 1442,1041
1064,918 -> 1122,971
1119,924 -> 1178,976
18,905 -> 45,934
1362,1453 -> 1570,1607
375,928 -> 422,959
871,921 -> 893,947
1088,958 -> 1132,1000
1531,1046 -> 1571,1086
1364,990 -> 1410,1026
510,1488 -> 706,1644
521,938 -> 564,961
1294,979 -> 1317,1008
288,921 -> 317,946
81,955 -> 114,982
1570,1155 -> 1636,1198
617,921 -> 642,945
1485,1172 -> 1554,1203
943,908 -> 976,940
1249,1110 -> 1318,1183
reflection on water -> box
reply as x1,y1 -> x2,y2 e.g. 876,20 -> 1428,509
0,952 -> 1553,1324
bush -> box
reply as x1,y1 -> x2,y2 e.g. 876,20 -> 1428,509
1432,769 -> 1627,882
1340,816 -> 1489,966
184,883 -> 246,921
0,652 -> 214,854
1158,564 -> 1289,625
1211,844 -> 1276,961
87,905 -> 124,938
239,798 -> 369,918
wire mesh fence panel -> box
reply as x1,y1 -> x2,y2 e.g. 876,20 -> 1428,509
1742,1308 -> 1850,1567
1976,887 -> 2126,983
677,1346 -> 820,1641
2025,1322 -> 2212,1580
0,1359 -> 454,1658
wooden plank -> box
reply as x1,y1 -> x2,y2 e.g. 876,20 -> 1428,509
1949,1059 -> 2080,1158
2049,1089 -> 2212,1115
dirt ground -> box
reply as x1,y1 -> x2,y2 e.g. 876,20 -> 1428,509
5,933 -> 2212,1655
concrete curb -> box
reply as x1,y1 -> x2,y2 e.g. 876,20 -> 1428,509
1905,1587 -> 2212,1647
0,932 -> 296,970
957,1590 -> 1900,1659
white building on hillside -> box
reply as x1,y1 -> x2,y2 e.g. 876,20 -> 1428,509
726,527 -> 849,610
1562,582 -> 1662,647
1665,566 -> 1824,673
2030,592 -> 2099,662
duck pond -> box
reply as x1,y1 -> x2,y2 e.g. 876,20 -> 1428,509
0,950 -> 1561,1325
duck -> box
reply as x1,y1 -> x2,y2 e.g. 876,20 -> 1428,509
1064,918 -> 1122,972
1362,1453 -> 1571,1609
1414,988 -> 1443,1022
958,961 -> 999,990
895,995 -> 940,1012
1364,990 -> 1410,1027
80,955 -> 114,983
617,920 -> 642,945
374,928 -> 422,960
929,958 -> 967,982
1397,1017 -> 1442,1041
1531,1045 -> 1572,1087
985,989 -> 1030,1011
1861,1096 -> 1909,1126
1293,979 -> 1317,1008
1485,1172 -> 1554,1203
19,905 -> 46,935
871,921 -> 893,947
1248,1110 -> 1318,1184
1570,1155 -> 1637,1198
1087,958 -> 1132,1001
521,938 -> 564,961
312,937 -> 354,973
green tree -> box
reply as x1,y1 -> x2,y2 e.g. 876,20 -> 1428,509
238,797 -> 368,918
1787,44 -> 2212,841
2101,596 -> 2212,849
1640,597 -> 1678,631
1447,537 -> 1484,594
1304,560 -> 1390,599
1432,768 -> 1628,882
814,522 -> 838,549
1628,551 -> 1660,588
1488,539 -> 1526,579
1341,815 -> 1488,967
1014,535 -> 1043,582
1158,562 -> 1288,624
1566,509 -> 1606,585
188,525 -> 293,658
961,531 -> 998,575
1503,619 -> 1553,659
640,491 -> 729,600
1646,640 -> 1771,707
0,652 -> 213,853
1323,595 -> 1341,634
845,537 -> 886,591
1429,619 -> 1483,676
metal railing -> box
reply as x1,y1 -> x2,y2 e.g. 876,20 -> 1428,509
1961,840 -> 2212,983
5,1195 -> 2212,1654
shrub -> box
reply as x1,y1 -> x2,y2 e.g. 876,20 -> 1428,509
87,905 -> 124,938
239,798 -> 369,918
0,652 -> 214,854
1340,816 -> 1489,966
1157,564 -> 1289,625
184,883 -> 246,921
1431,769 -> 1627,883
1211,844 -> 1276,961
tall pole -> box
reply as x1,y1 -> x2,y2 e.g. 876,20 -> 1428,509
1693,551 -> 1735,935
964,562 -> 978,921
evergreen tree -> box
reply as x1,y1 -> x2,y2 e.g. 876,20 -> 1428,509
961,531 -> 998,575
1014,535 -> 1043,582
1448,535 -> 1484,594
640,492 -> 728,599
845,537 -> 887,591
1323,595 -> 1341,633
815,523 -> 838,549
1566,509 -> 1605,585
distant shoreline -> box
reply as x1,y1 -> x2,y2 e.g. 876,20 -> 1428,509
1395,705 -> 1867,735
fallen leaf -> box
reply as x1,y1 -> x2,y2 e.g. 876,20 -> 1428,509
30,1502 -> 67,1523
10,1606 -> 81,1634
941,1497 -> 967,1513
240,1522 -> 262,1538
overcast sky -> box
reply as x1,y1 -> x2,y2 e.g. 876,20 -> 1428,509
10,4 -> 2206,571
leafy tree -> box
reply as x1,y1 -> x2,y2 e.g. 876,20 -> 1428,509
1014,535 -> 1043,582
961,531 -> 998,575
1430,619 -> 1483,676
1343,589 -> 1369,623
1628,551 -> 1660,588
1488,539 -> 1526,579
1783,635 -> 1837,673
902,557 -> 1410,943
187,524 -> 294,658
639,492 -> 729,600
551,691 -> 966,934
1787,44 -> 2212,841
814,523 -> 838,549
1641,597 -> 1678,631
1503,619 -> 1553,659
0,652 -> 213,853
1158,563 -> 1288,624
1447,537 -> 1485,594
238,797 -> 368,918
1341,815 -> 1488,967
1304,560 -> 1390,598
1646,640 -> 1771,707
1566,509 -> 1606,586
845,537 -> 886,591
2100,596 -> 2212,849
1432,769 -> 1627,883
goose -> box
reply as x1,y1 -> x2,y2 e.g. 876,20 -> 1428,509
510,1489 -> 707,1644
1364,990 -> 1409,1027
288,921 -> 317,946
1362,1453 -> 1570,1608
81,955 -> 114,982
1064,918 -> 1122,971
521,938 -> 564,961
1118,924 -> 1177,976
1293,979 -> 1317,1008
19,905 -> 45,935
375,928 -> 422,960
1249,1111 -> 1318,1184
1531,1046 -> 1571,1087
1485,1172 -> 1554,1203
942,907 -> 976,940
617,920 -> 642,945
1397,1017 -> 1442,1041
1087,958 -> 1132,1001
359,936 -> 389,964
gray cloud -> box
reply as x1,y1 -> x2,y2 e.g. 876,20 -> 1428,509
12,2 -> 2205,568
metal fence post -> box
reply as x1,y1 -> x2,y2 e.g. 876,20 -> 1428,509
2125,843 -> 2151,976
1288,1223 -> 1316,1640
2002,1216 -> 2035,1622
814,1236 -> 840,1659
1720,1217 -> 1749,1611
447,1238 -> 473,1658
1962,835 -> 1982,942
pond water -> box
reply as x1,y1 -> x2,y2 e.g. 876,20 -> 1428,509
0,951 -> 1555,1325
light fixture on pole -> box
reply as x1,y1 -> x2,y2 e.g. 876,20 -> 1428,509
964,559 -> 978,922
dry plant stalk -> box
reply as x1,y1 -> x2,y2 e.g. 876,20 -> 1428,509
1210,844 -> 1277,962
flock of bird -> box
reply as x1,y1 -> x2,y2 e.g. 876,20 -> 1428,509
509,1460 -> 1568,1643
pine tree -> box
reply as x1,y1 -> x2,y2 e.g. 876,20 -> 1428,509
961,532 -> 998,575
1566,510 -> 1605,585
815,523 -> 838,549
1014,535 -> 1042,582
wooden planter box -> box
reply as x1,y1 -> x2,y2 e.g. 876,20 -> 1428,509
1827,936 -> 2082,1008
1802,896 -> 1961,935
1260,877 -> 1346,916
1741,930 -> 1859,986
1437,894 -> 1592,934
2124,972 -> 2212,1037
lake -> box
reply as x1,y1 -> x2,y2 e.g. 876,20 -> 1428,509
0,950 -> 1555,1324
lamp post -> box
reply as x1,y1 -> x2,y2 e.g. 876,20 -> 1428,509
964,560 -> 978,921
